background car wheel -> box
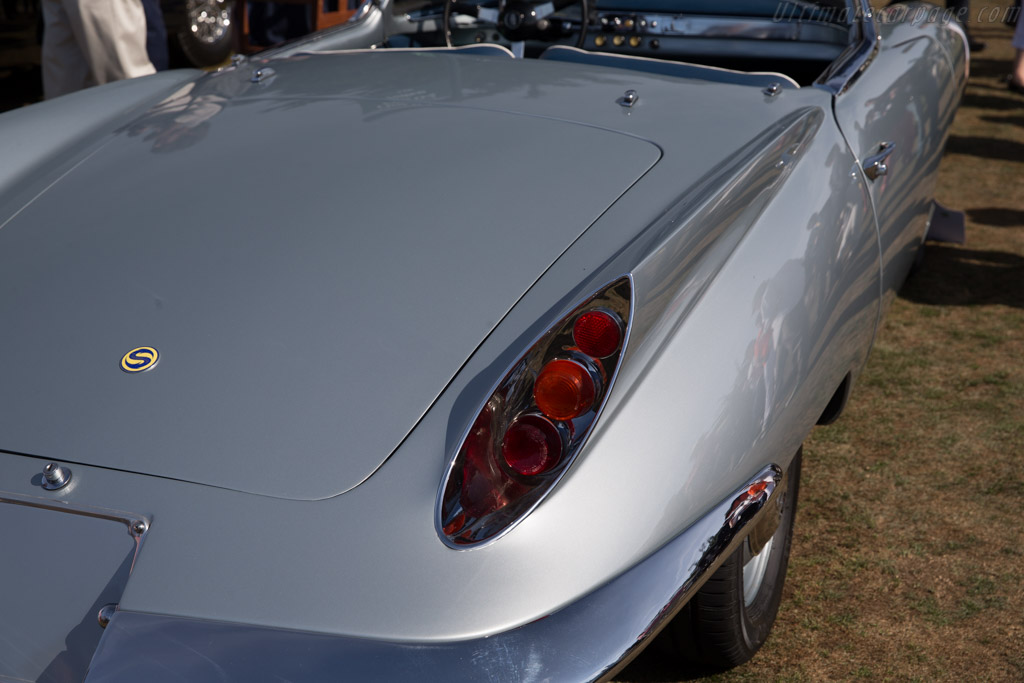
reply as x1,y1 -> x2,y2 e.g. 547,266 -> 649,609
660,448 -> 802,672
174,0 -> 234,67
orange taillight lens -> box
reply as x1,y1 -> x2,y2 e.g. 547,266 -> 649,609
534,359 -> 596,421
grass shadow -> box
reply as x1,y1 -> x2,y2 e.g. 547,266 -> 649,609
980,114 -> 1024,127
944,134 -> 1024,161
967,57 -> 1016,81
900,244 -> 1024,309
614,638 -> 709,683
967,207 -> 1024,227
959,92 -> 1024,110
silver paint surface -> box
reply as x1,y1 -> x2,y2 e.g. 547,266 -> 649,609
0,500 -> 137,682
0,54 -> 662,500
0,3 -> 964,677
81,465 -> 785,683
2,79 -> 845,639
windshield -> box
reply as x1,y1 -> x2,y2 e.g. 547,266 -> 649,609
377,0 -> 857,85
395,0 -> 854,21
593,0 -> 849,13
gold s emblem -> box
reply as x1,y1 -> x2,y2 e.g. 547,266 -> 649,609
120,347 -> 159,373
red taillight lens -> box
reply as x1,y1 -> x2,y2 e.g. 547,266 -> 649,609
502,414 -> 562,476
572,310 -> 622,358
459,403 -> 527,517
534,359 -> 596,421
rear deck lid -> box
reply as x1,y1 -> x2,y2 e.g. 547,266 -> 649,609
0,64 -> 660,499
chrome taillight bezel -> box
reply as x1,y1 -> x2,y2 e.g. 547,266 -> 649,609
436,276 -> 632,548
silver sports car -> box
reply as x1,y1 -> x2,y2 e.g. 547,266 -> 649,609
0,1 -> 966,680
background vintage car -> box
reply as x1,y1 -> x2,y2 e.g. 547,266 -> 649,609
161,0 -> 235,66
0,1 -> 971,681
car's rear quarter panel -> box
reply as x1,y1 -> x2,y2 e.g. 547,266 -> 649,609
525,96 -> 882,587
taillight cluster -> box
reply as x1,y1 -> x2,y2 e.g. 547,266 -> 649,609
438,278 -> 631,546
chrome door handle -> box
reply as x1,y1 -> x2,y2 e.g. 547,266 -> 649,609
863,141 -> 895,181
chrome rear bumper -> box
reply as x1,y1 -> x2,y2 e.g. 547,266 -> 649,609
85,464 -> 785,683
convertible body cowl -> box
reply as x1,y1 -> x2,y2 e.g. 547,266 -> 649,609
0,52 -> 819,500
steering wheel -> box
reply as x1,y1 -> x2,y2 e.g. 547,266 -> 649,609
443,0 -> 589,56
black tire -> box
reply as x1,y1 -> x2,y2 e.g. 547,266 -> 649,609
661,448 -> 802,672
174,0 -> 234,67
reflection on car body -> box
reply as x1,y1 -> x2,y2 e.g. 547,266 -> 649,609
0,1 -> 967,680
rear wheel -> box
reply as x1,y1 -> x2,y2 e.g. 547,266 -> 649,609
662,448 -> 801,671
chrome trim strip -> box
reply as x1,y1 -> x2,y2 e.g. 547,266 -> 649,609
619,13 -> 847,43
539,45 -> 801,88
304,43 -> 516,58
940,10 -> 970,80
0,490 -> 151,574
258,0 -> 387,59
0,490 -> 149,535
352,0 -> 374,22
85,465 -> 784,683
816,0 -> 878,95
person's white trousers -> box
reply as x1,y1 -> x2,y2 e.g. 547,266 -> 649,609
42,0 -> 155,99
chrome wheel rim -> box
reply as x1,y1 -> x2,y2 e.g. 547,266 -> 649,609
742,535 -> 774,606
186,0 -> 231,44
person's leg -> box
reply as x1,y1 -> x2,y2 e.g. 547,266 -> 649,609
947,0 -> 985,52
41,0 -> 92,98
1011,11 -> 1024,93
141,0 -> 168,71
66,0 -> 155,86
945,0 -> 968,19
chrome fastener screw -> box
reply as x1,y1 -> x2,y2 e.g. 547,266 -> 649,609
251,67 -> 276,83
42,463 -> 72,490
97,603 -> 118,629
763,82 -> 781,97
131,520 -> 148,535
619,89 -> 639,108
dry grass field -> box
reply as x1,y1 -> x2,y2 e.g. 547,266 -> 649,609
621,5 -> 1024,682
